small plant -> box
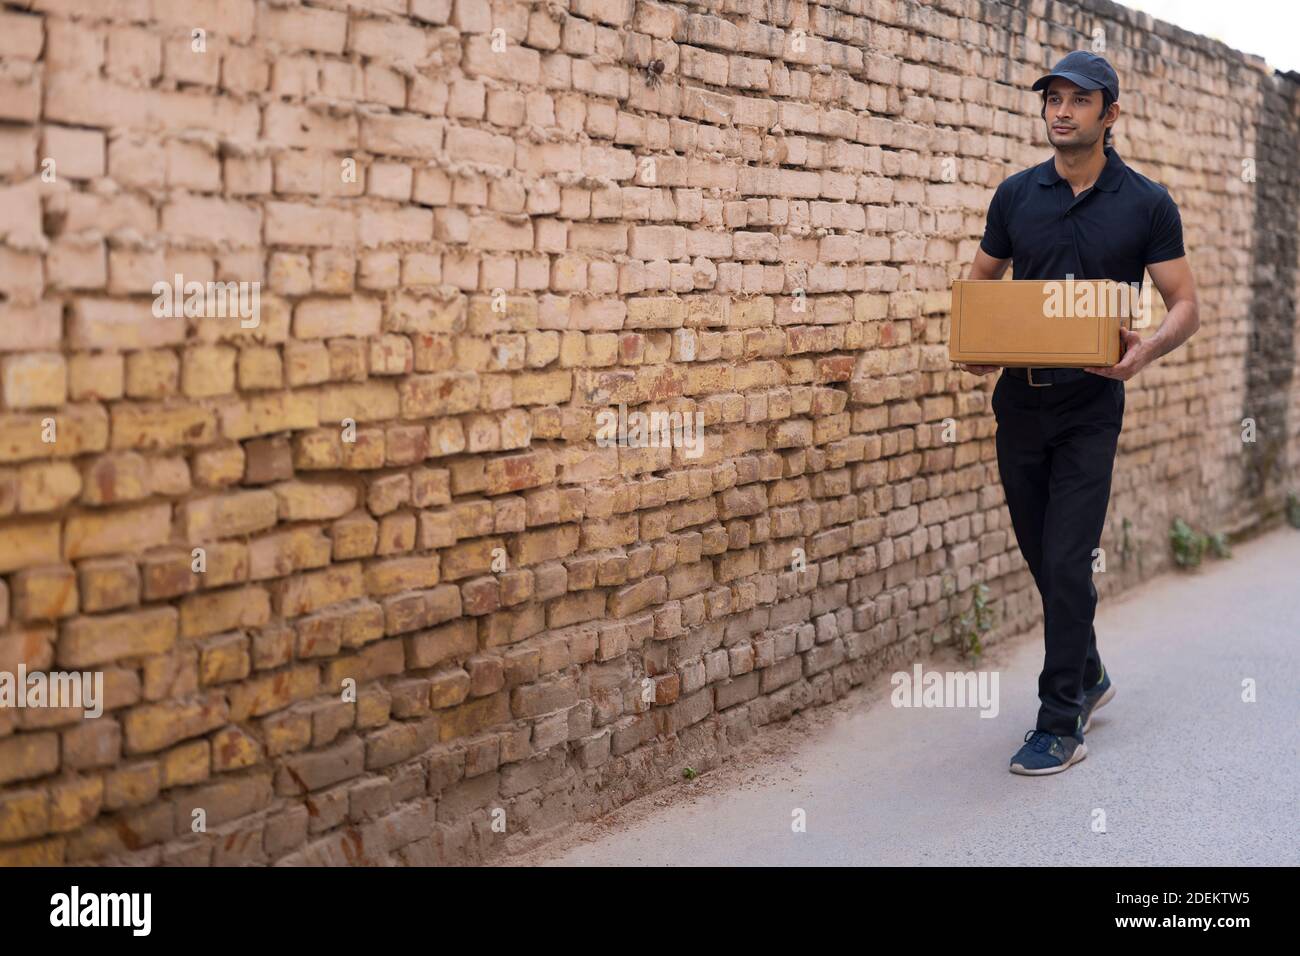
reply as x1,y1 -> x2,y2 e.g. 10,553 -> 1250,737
956,583 -> 994,662
1112,520 -> 1144,572
1169,518 -> 1233,567
1287,492 -> 1300,529
682,767 -> 698,780
1208,531 -> 1231,559
1169,518 -> 1207,568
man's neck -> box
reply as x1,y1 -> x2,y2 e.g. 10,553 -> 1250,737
1053,144 -> 1107,196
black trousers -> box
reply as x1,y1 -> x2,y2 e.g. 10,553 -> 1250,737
992,371 -> 1124,737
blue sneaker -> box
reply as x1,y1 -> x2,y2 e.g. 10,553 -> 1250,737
1081,666 -> 1115,733
1009,728 -> 1087,775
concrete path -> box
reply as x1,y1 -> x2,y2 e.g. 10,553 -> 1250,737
510,527 -> 1300,866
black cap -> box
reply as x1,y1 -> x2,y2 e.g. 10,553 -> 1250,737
1032,51 -> 1119,100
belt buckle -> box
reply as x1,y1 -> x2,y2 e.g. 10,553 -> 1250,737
1026,367 -> 1052,387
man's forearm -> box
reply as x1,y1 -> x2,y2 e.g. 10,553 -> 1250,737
1141,299 -> 1199,362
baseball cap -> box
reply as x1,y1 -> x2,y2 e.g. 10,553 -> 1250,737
1032,50 -> 1119,100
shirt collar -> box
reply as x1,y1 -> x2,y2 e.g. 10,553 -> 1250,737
1036,145 -> 1126,192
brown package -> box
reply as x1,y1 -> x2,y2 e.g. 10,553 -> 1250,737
949,278 -> 1144,367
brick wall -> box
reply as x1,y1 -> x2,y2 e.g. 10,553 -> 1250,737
1,0 -> 1297,865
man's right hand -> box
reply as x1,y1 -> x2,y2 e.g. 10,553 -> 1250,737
957,364 -> 1000,375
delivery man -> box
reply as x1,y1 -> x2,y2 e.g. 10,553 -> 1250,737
957,51 -> 1200,774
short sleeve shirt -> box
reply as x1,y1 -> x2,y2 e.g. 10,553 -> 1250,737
979,146 -> 1184,285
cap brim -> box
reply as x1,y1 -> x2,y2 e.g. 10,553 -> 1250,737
1032,70 -> 1106,92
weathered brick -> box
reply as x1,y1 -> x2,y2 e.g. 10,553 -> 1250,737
0,733 -> 59,785
179,587 -> 271,639
121,692 -> 228,755
11,566 -> 78,620
0,518 -> 61,573
274,480 -> 358,521
77,558 -> 140,613
180,490 -> 278,541
58,607 -> 178,668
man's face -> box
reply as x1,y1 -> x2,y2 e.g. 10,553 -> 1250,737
1043,78 -> 1111,149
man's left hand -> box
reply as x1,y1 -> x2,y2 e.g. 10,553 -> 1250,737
1085,328 -> 1149,380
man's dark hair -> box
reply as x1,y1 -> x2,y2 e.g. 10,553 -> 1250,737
1040,88 -> 1115,147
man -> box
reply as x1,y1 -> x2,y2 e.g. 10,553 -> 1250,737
958,51 -> 1200,774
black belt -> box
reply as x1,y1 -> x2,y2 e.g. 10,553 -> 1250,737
1004,367 -> 1089,387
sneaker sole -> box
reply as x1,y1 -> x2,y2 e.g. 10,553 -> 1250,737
1009,742 -> 1088,776
1081,684 -> 1116,734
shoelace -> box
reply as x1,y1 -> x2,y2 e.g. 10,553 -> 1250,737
1022,729 -> 1057,753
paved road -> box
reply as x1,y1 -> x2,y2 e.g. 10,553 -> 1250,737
516,527 -> 1300,866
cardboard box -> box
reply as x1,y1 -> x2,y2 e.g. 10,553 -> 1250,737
949,278 -> 1141,367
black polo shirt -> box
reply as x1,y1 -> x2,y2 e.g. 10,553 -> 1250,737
980,145 -> 1184,285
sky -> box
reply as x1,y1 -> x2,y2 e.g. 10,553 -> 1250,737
1123,0 -> 1300,73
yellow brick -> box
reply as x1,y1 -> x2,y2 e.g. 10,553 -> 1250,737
104,761 -> 160,809
141,549 -> 199,601
180,490 -> 278,541
80,452 -> 149,505
124,349 -> 180,398
483,449 -> 556,495
514,524 -> 580,566
0,406 -> 109,464
317,381 -> 400,423
161,740 -> 210,787
121,692 -> 228,754
331,514 -> 378,559
227,665 -> 319,721
0,732 -> 59,785
211,725 -> 261,771
277,562 -> 364,616
179,586 -> 271,639
191,445 -> 247,488
77,558 -> 140,612
2,352 -> 68,408
0,517 -> 61,573
399,371 -> 479,417
198,540 -> 249,588
261,709 -> 312,756
273,479 -> 358,520
197,632 -> 250,685
437,692 -> 510,743
284,341 -> 330,386
238,346 -> 283,390
147,454 -> 192,497
58,606 -> 178,667
248,526 -> 331,580
109,403 -> 217,451
292,428 -> 343,470
181,344 -> 237,397
219,390 -> 319,440
67,353 -> 124,402
729,297 -> 775,328
12,565 -> 78,620
16,461 -> 82,512
364,555 -> 438,595
63,502 -> 172,560
49,777 -> 103,832
0,838 -> 64,866
0,788 -> 49,842
625,297 -> 686,329
512,370 -> 572,405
